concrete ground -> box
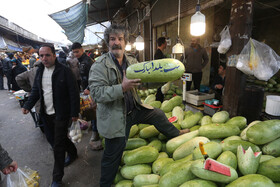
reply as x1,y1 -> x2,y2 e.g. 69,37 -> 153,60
0,79 -> 103,187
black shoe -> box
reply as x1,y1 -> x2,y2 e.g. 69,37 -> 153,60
90,131 -> 100,141
64,155 -> 78,167
51,181 -> 62,187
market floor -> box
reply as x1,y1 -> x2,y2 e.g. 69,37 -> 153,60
0,81 -> 103,187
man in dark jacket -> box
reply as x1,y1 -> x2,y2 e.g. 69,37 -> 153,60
211,63 -> 226,101
154,37 -> 167,60
22,44 -> 80,187
11,59 -> 27,91
71,42 -> 102,150
57,51 -> 67,66
71,42 -> 93,91
2,53 -> 14,91
0,56 -> 4,90
181,37 -> 209,91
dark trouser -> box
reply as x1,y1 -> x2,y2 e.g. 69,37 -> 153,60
155,86 -> 164,103
81,77 -> 88,90
91,119 -> 98,132
77,80 -> 81,92
4,72 -> 12,90
0,70 -> 4,89
99,107 -> 180,187
44,114 -> 77,182
186,72 -> 202,91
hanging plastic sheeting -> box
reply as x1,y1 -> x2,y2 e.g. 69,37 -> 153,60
0,35 -> 22,52
49,1 -> 88,44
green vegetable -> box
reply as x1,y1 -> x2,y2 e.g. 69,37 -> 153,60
173,137 -> 210,160
257,157 -> 280,182
148,139 -> 162,152
166,130 -> 199,154
237,146 -> 261,175
121,164 -> 152,179
129,125 -> 139,138
262,138 -> 280,157
225,116 -> 247,130
152,157 -> 174,174
191,159 -> 238,183
226,174 -> 275,187
133,174 -> 160,187
160,96 -> 182,113
144,95 -> 156,104
260,155 -> 275,163
212,111 -> 229,123
140,126 -> 160,139
221,140 -> 261,154
240,120 -> 260,140
172,106 -> 184,124
126,58 -> 185,82
199,123 -> 240,139
115,180 -> 133,187
192,141 -> 222,160
181,112 -> 203,129
149,101 -> 161,108
201,115 -> 212,126
246,120 -> 280,145
159,161 -> 195,187
125,138 -> 147,150
180,179 -> 218,187
124,146 -> 159,166
217,151 -> 237,170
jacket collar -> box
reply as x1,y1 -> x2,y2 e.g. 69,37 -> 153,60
104,52 -> 130,69
78,53 -> 87,62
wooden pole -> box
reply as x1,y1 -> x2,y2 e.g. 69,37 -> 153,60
223,0 -> 254,117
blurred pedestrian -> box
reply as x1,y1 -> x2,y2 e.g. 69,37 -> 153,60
57,51 -> 67,66
66,51 -> 81,90
11,59 -> 27,91
2,53 -> 13,91
0,56 -> 4,90
29,54 -> 37,68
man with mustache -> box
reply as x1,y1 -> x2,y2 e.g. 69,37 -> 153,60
181,37 -> 209,91
88,24 -> 190,187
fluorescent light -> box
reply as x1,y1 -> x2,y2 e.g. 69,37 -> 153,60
135,35 -> 144,51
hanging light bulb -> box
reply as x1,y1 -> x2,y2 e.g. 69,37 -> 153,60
125,42 -> 132,51
172,0 -> 184,54
135,35 -> 144,51
172,42 -> 184,54
94,49 -> 99,55
190,0 -> 206,36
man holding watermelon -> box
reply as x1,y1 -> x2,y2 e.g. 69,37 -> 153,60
88,24 -> 190,187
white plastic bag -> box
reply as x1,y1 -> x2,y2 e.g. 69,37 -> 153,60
69,121 -> 82,143
236,38 -> 280,81
218,25 -> 232,54
6,168 -> 27,187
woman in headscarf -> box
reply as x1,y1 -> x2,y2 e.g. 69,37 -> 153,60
11,59 -> 27,91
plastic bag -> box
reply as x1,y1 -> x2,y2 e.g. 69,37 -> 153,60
236,38 -> 280,81
217,25 -> 232,54
5,167 -> 39,187
69,121 -> 82,143
78,119 -> 89,131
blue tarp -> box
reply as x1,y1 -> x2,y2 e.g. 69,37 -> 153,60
49,1 -> 88,44
0,35 -> 22,52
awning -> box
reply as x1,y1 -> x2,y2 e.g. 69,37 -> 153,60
49,1 -> 88,44
0,35 -> 22,52
87,0 -> 127,25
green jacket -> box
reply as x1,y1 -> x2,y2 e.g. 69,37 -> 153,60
88,52 -> 144,138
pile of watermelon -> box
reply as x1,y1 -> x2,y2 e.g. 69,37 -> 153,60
105,95 -> 280,187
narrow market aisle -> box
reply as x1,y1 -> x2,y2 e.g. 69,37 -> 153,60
0,86 -> 102,186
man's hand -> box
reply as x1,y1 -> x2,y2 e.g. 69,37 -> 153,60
2,161 -> 18,175
72,117 -> 78,121
215,84 -> 223,89
22,108 -> 29,114
83,89 -> 90,95
122,70 -> 141,92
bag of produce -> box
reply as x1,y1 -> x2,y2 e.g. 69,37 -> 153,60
217,25 -> 232,54
4,167 -> 39,187
236,38 -> 280,81
69,121 -> 82,143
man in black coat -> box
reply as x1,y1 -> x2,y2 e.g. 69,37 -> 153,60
2,53 -> 13,91
22,44 -> 80,187
71,42 -> 93,91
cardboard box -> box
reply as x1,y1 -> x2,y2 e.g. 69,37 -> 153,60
185,90 -> 215,106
